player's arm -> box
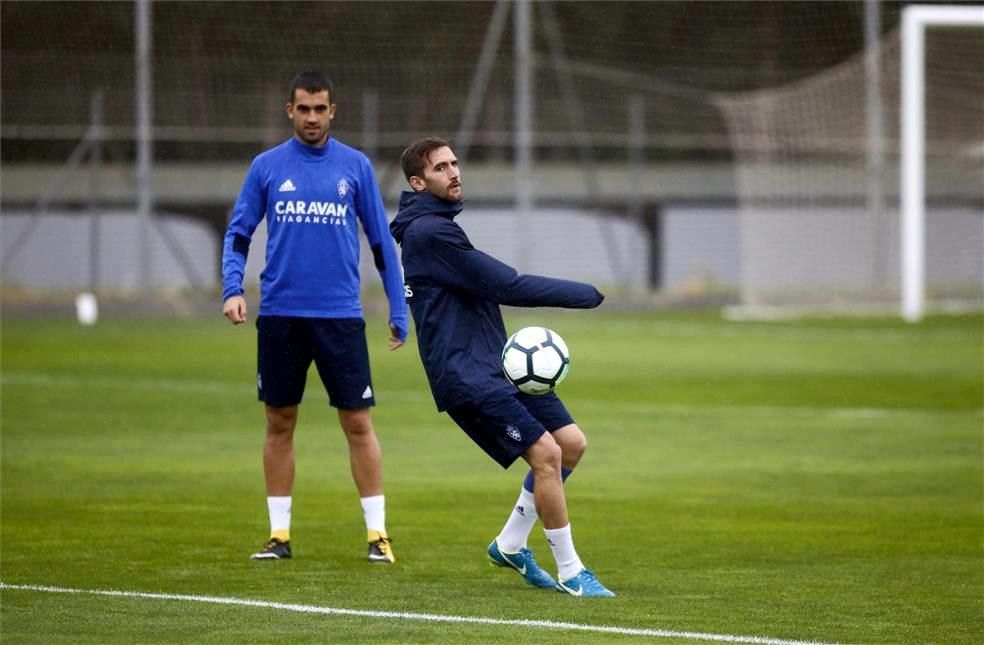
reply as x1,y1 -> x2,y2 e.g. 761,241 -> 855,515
222,159 -> 266,325
423,223 -> 604,309
356,158 -> 409,349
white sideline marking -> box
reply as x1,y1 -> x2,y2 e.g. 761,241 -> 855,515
3,372 -> 980,419
0,582 -> 844,645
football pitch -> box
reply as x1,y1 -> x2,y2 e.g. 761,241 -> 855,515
1,311 -> 981,643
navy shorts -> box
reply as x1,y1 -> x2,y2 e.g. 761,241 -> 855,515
256,316 -> 375,409
446,391 -> 576,469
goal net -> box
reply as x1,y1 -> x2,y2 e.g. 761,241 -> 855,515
715,16 -> 983,315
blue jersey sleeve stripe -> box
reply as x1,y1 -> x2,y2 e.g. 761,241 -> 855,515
232,234 -> 250,258
370,242 -> 386,271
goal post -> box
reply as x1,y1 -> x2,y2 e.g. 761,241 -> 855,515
901,5 -> 984,322
716,6 -> 982,321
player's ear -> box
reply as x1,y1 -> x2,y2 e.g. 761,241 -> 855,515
409,175 -> 426,192
285,102 -> 293,118
329,104 -> 336,120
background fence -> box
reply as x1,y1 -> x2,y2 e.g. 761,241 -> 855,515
2,0 -> 981,314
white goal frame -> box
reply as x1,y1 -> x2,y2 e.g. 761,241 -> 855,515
901,5 -> 984,322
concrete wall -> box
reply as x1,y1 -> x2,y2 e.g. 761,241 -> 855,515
1,210 -> 217,291
2,206 -> 980,303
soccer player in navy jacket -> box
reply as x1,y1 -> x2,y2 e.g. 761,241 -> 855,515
222,71 -> 408,564
390,137 -> 614,597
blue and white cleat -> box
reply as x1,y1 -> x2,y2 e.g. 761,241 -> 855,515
556,568 -> 616,597
487,539 -> 557,589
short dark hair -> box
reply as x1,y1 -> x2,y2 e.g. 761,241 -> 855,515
288,70 -> 334,104
401,137 -> 451,183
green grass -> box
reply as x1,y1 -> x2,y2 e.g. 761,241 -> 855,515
2,311 -> 982,644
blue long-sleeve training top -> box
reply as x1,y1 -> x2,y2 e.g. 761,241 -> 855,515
390,190 -> 604,411
222,137 -> 408,340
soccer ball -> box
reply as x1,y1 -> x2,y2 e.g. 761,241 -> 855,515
501,326 -> 571,395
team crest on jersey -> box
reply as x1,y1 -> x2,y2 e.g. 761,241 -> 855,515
505,425 -> 522,442
337,179 -> 350,198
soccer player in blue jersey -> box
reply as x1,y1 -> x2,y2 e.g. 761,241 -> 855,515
222,71 -> 408,563
390,137 -> 615,597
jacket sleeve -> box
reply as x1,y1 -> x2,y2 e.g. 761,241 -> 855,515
355,157 -> 409,341
421,222 -> 604,309
222,159 -> 266,301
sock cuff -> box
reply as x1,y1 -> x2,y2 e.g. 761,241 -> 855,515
360,495 -> 385,517
518,487 -> 536,508
544,524 -> 572,539
523,470 -> 535,493
267,497 -> 292,536
361,495 -> 386,534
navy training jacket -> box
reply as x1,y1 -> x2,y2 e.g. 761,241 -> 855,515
390,190 -> 604,411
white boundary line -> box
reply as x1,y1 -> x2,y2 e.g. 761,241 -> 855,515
0,582 -> 845,645
3,372 -> 980,419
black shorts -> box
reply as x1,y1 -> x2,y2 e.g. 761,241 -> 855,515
446,391 -> 576,469
256,316 -> 375,409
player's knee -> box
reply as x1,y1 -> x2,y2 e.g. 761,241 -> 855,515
265,405 -> 297,436
529,435 -> 563,475
565,428 -> 588,461
565,436 -> 586,467
554,424 -> 587,465
339,408 -> 374,439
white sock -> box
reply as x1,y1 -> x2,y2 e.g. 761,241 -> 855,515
267,496 -> 291,538
544,524 -> 584,582
496,487 -> 538,552
360,494 -> 386,534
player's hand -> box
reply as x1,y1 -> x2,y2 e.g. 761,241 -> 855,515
223,295 -> 248,325
388,323 -> 405,351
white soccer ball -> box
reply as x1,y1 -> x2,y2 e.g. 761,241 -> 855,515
501,326 -> 571,395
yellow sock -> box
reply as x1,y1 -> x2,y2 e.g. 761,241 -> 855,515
271,529 -> 290,542
367,529 -> 388,542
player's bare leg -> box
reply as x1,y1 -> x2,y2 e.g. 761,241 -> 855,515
523,433 -> 568,529
338,407 -> 382,497
486,433 -> 565,588
524,431 -> 613,596
339,407 -> 394,563
251,404 -> 298,560
496,422 -> 584,553
264,404 -> 298,495
489,424 -> 590,587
